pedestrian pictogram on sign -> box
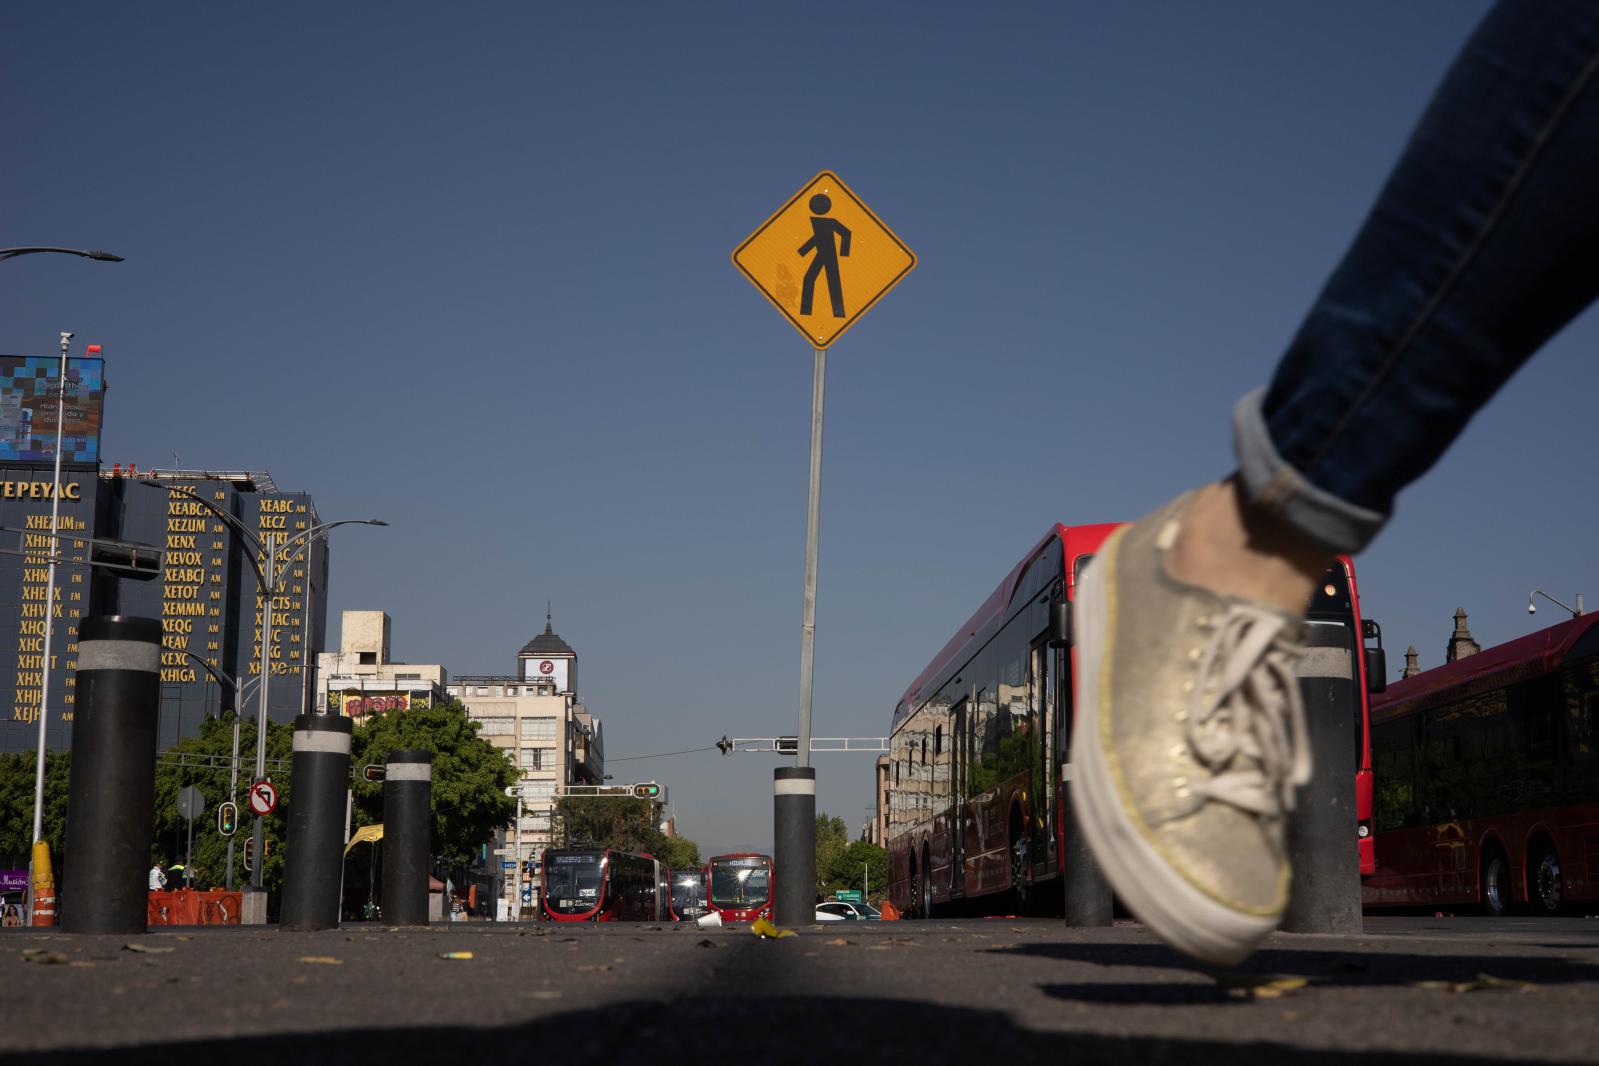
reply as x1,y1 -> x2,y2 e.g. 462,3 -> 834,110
248,779 -> 279,817
733,170 -> 916,349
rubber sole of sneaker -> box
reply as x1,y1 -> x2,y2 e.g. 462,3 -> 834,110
1069,527 -> 1278,967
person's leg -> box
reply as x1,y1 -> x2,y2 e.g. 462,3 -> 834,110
1227,2 -> 1599,569
1074,2 -> 1599,967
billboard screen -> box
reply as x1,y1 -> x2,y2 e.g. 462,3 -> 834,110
0,356 -> 106,465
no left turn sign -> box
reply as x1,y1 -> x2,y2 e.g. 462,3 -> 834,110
248,779 -> 279,817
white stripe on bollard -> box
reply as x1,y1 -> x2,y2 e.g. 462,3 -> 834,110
293,730 -> 353,754
77,640 -> 161,674
385,764 -> 432,781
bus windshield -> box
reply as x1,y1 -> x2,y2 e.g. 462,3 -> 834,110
545,851 -> 605,913
671,871 -> 707,914
710,860 -> 770,905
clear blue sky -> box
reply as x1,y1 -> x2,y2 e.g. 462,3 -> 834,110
6,2 -> 1595,857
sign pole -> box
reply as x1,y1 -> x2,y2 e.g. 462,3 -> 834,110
797,345 -> 825,772
774,346 -> 826,928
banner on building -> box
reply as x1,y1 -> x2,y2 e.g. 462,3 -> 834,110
0,356 -> 106,465
330,689 -> 433,723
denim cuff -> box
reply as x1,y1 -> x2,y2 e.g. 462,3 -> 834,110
1231,387 -> 1387,554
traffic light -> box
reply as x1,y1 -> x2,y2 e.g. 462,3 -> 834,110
242,836 -> 254,872
217,801 -> 238,837
632,782 -> 661,800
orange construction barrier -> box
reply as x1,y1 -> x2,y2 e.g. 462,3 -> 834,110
147,889 -> 242,926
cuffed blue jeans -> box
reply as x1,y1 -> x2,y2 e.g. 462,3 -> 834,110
1235,2 -> 1599,554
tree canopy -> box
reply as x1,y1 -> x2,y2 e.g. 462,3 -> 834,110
814,811 -> 887,902
552,795 -> 701,871
350,697 -> 519,871
0,750 -> 71,868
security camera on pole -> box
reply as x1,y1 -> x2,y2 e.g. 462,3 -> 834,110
732,171 -> 916,927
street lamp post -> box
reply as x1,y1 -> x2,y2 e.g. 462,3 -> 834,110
29,332 -> 75,855
176,650 -> 259,891
141,479 -> 384,895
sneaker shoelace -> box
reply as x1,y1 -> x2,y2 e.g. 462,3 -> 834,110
1186,604 -> 1311,817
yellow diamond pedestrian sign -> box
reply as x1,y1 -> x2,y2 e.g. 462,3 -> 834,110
733,170 -> 916,349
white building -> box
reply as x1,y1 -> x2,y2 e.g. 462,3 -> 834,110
315,610 -> 447,723
448,614 -> 603,916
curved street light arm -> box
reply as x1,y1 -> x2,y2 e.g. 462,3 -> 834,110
139,480 -> 266,587
0,246 -> 124,263
266,519 -> 388,585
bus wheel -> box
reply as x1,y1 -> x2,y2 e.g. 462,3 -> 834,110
920,847 -> 934,919
1009,835 -> 1029,911
1480,847 -> 1510,918
1530,843 -> 1563,915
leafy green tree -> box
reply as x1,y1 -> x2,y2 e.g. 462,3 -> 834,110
814,812 -> 850,897
152,711 -> 293,891
656,834 -> 701,872
826,840 -> 888,902
554,795 -> 666,854
350,698 -> 519,871
0,750 -> 71,868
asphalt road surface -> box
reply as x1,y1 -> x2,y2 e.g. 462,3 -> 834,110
4,915 -> 1597,1064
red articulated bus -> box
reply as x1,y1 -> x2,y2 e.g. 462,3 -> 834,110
885,522 -> 1384,919
1362,612 -> 1599,915
706,853 -> 773,922
541,848 -> 661,922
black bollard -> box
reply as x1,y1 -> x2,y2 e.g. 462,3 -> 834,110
381,749 -> 432,926
1061,763 -> 1113,927
1281,629 -> 1363,933
772,766 -> 815,927
279,713 -> 353,931
62,616 -> 162,935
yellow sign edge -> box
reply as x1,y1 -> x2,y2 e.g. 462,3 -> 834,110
732,169 -> 918,350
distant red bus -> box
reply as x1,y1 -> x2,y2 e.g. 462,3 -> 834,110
885,522 -> 1383,918
707,853 -> 772,922
1363,613 -> 1599,915
541,848 -> 660,922
671,868 -> 709,922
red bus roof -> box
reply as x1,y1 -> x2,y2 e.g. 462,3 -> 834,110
893,522 -> 1121,730
1372,612 -> 1599,723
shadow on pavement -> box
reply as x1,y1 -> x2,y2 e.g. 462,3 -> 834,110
7,996 -> 1542,1066
997,941 -> 1599,990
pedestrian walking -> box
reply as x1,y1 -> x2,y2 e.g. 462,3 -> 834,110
1071,2 -> 1599,967
148,861 -> 167,892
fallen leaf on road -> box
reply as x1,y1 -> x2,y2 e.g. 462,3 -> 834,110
825,938 -> 853,946
528,990 -> 562,999
122,944 -> 174,954
696,939 -> 720,948
438,952 -> 474,961
24,952 -> 70,965
1215,974 -> 1310,999
576,964 -> 613,972
68,961 -> 95,969
1409,973 -> 1537,993
297,956 -> 342,965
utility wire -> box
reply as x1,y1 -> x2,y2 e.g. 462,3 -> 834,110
606,745 -> 716,763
